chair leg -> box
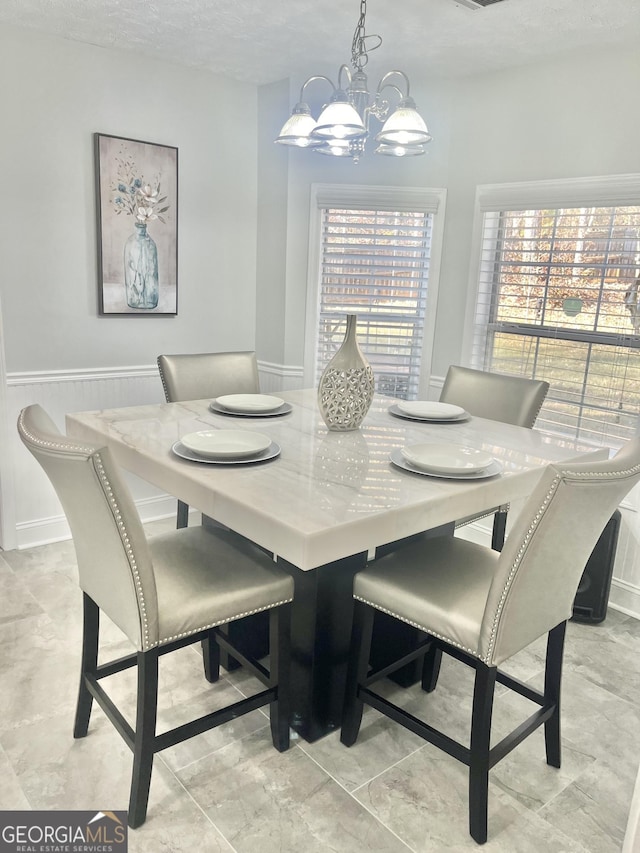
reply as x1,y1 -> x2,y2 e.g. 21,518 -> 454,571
341,600 -> 375,747
128,649 -> 159,829
491,509 -> 508,551
74,593 -> 99,739
201,632 -> 221,683
269,603 -> 292,752
421,642 -> 442,693
176,499 -> 189,529
469,661 -> 497,845
544,621 -> 566,769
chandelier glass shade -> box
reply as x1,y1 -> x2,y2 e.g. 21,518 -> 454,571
275,0 -> 431,162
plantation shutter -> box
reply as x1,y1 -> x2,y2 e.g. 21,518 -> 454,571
472,199 -> 640,446
315,199 -> 435,400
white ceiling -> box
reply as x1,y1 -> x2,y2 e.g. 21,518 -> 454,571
2,0 -> 639,86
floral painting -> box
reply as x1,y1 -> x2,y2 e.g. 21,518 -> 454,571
95,134 -> 178,315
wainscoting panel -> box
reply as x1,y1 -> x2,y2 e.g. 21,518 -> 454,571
258,360 -> 304,394
7,366 -> 168,550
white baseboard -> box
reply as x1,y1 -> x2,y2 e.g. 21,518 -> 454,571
609,578 -> 640,620
15,494 -> 180,550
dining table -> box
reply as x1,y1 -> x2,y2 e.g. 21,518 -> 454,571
66,388 -> 609,742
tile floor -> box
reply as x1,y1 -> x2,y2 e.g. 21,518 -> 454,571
1,519 -> 639,852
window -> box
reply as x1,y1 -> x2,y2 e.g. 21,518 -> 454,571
470,177 -> 640,445
306,184 -> 446,400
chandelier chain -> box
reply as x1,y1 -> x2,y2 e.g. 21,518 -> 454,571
351,0 -> 382,72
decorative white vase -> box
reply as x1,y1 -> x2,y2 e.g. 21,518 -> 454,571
317,314 -> 375,431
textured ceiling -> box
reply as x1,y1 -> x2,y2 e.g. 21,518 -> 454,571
1,0 -> 639,86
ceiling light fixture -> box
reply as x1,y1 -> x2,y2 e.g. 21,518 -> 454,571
275,0 -> 431,163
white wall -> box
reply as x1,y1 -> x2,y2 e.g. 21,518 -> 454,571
0,24 -> 259,372
0,24 -> 260,547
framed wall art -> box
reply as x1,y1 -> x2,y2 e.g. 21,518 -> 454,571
95,133 -> 178,315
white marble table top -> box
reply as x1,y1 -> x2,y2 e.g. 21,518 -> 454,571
66,389 -> 609,571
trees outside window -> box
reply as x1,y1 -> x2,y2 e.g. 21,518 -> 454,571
472,203 -> 640,445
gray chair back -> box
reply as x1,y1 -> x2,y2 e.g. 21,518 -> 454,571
18,404 -> 159,650
157,351 -> 259,402
440,365 -> 549,428
481,437 -> 640,666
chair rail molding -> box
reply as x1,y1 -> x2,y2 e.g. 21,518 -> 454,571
257,360 -> 304,393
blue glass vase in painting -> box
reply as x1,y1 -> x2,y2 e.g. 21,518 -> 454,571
124,222 -> 159,309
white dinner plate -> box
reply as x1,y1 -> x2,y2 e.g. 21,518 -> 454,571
396,401 -> 465,420
388,403 -> 469,423
172,439 -> 281,465
400,443 -> 496,475
179,429 -> 272,459
209,400 -> 292,418
390,449 -> 502,480
215,394 -> 285,413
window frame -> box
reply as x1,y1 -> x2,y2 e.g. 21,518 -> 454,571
463,174 -> 640,445
304,183 -> 447,398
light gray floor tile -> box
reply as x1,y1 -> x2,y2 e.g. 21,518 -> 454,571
2,539 -> 78,575
562,627 -> 640,707
178,731 -> 411,852
0,743 -> 31,808
351,743 -> 585,851
605,613 -> 640,654
0,571 -> 44,625
558,671 -> 640,776
0,612 -> 78,733
539,756 -> 637,853
0,530 -> 637,853
298,715 -> 424,793
0,712 -> 230,850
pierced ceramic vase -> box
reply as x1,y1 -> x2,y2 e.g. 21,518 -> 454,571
318,314 -> 375,431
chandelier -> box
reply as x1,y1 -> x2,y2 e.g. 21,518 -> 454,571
274,0 -> 431,162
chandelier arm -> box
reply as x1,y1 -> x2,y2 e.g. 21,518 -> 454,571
299,75 -> 337,102
376,70 -> 411,98
337,64 -> 353,91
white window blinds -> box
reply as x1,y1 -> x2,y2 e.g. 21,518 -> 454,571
472,202 -> 640,445
315,206 -> 434,400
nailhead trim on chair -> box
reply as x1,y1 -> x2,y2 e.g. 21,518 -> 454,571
485,474 -> 562,664
93,452 -> 152,650
485,458 -> 640,664
353,594 -> 480,659
156,357 -> 172,403
18,410 -> 97,455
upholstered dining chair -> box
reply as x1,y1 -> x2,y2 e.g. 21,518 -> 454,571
439,365 -> 550,550
18,404 -> 292,829
371,366 -> 550,686
341,436 -> 640,844
157,351 -> 260,529
440,364 -> 549,429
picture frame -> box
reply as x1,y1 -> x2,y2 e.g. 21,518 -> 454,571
95,133 -> 178,315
